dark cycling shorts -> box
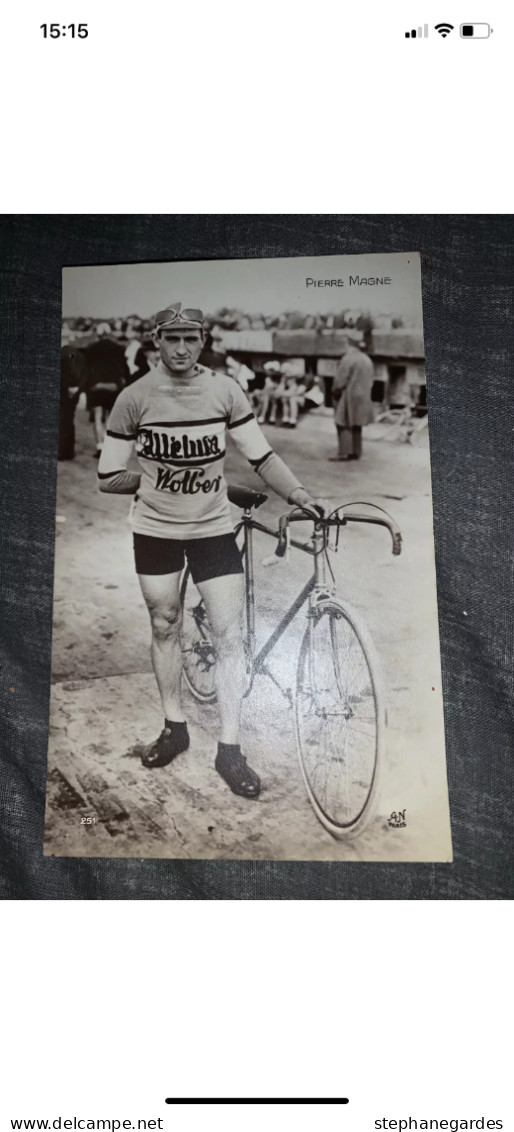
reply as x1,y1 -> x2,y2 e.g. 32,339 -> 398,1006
133,532 -> 244,582
87,387 -> 118,413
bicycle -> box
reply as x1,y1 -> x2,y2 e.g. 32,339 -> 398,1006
180,485 -> 402,839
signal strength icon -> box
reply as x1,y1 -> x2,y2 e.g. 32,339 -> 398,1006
405,24 -> 429,37
435,22 -> 454,36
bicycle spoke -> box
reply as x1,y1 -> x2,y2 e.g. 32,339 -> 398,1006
346,719 -> 375,738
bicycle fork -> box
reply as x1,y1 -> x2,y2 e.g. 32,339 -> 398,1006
311,524 -> 335,600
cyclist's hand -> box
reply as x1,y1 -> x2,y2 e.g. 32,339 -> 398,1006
290,488 -> 328,517
311,498 -> 330,518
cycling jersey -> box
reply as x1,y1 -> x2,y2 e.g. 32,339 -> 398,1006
98,364 -> 303,539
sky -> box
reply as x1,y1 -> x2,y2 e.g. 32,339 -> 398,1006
62,252 -> 423,324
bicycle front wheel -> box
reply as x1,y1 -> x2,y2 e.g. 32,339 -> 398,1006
295,599 -> 385,838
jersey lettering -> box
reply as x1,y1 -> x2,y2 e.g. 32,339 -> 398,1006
138,426 -> 222,463
155,467 -> 222,495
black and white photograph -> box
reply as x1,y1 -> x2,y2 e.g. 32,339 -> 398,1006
44,250 -> 451,860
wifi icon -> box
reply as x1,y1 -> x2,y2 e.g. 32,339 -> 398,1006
435,22 -> 454,36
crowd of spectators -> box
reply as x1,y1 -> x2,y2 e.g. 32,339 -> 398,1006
59,308 -> 390,459
62,307 -> 404,343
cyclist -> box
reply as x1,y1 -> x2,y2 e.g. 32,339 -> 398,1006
98,302 -> 322,800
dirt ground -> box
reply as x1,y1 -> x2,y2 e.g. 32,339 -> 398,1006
44,405 -> 452,861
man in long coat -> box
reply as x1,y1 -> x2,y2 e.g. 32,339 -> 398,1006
330,336 -> 374,461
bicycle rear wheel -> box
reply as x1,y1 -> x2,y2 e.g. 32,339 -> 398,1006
180,568 -> 217,703
295,599 -> 385,838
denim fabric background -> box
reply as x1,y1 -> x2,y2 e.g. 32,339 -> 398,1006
1,214 -> 512,900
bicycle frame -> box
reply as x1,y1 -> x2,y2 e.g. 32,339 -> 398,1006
182,493 -> 400,713
231,502 -> 401,699
234,509 -> 329,696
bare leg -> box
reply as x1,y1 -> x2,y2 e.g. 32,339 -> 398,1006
257,392 -> 270,423
138,570 -> 184,721
197,573 -> 245,744
289,395 -> 301,425
268,392 -> 279,423
93,405 -> 106,451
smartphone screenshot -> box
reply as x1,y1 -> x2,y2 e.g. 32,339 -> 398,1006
0,2 -> 512,1131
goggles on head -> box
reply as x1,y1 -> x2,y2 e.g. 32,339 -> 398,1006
155,305 -> 204,331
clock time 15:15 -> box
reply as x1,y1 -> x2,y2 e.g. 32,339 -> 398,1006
40,24 -> 89,37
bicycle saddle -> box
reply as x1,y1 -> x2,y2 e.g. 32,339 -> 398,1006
228,485 -> 268,510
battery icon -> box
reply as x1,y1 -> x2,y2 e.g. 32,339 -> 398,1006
460,23 -> 493,36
